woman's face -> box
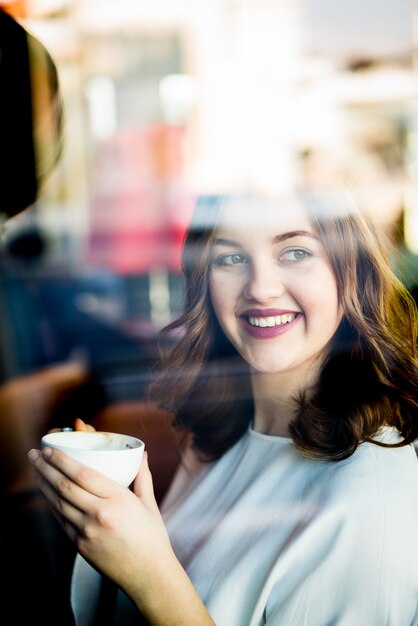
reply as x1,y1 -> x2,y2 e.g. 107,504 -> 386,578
208,197 -> 343,378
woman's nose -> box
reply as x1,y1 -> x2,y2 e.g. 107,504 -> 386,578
242,262 -> 286,302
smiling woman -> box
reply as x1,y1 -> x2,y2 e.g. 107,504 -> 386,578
150,192 -> 417,459
28,190 -> 418,626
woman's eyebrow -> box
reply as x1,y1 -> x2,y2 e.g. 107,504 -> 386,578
213,231 -> 318,247
272,230 -> 319,243
213,237 -> 242,247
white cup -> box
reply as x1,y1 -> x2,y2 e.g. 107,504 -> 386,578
41,431 -> 145,487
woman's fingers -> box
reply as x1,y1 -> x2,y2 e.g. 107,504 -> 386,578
74,418 -> 96,432
47,419 -> 95,434
34,472 -> 81,542
28,450 -> 87,536
28,447 -> 118,501
132,452 -> 158,512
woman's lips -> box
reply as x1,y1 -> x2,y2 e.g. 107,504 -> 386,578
239,311 -> 301,339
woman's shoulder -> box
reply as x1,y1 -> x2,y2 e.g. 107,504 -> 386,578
324,428 -> 418,514
333,428 -> 418,478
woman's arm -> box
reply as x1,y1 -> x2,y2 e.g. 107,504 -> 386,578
27,446 -> 215,626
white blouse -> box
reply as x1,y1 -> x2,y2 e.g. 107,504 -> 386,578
72,427 -> 418,625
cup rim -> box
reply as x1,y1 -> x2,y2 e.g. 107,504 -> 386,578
41,430 -> 145,452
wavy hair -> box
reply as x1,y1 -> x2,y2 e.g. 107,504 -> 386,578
147,193 -> 418,461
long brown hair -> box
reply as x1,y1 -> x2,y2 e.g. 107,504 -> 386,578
147,193 -> 418,461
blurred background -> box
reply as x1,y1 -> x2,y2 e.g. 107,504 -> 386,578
1,0 -> 418,397
0,1 -> 417,623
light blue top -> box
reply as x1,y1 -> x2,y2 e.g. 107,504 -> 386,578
72,427 -> 418,625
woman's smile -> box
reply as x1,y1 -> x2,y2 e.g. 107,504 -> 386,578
239,309 -> 302,339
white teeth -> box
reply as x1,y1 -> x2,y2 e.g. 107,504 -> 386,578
247,313 -> 297,327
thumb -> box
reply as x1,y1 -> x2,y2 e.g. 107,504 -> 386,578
74,418 -> 95,432
133,451 -> 158,510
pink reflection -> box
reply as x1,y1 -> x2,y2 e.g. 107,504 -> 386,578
87,124 -> 195,274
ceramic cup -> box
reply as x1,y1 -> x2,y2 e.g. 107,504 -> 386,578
41,431 -> 145,487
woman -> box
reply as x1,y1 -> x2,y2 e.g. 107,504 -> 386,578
28,191 -> 418,625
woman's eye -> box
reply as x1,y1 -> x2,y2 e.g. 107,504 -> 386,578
279,249 -> 312,263
215,253 -> 248,267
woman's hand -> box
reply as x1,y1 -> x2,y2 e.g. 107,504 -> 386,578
27,446 -> 169,594
27,446 -> 215,625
